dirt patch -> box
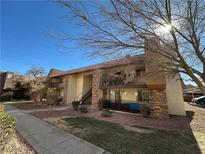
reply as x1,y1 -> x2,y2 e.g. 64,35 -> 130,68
44,117 -> 85,135
1,132 -> 35,154
123,125 -> 155,133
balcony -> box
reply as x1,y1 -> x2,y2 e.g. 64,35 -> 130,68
100,73 -> 146,89
50,82 -> 64,89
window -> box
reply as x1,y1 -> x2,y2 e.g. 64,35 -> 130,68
136,69 -> 145,77
137,90 -> 149,103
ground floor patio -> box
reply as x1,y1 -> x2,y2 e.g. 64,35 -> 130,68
31,102 -> 205,133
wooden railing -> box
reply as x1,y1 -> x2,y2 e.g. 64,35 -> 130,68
100,70 -> 147,88
100,76 -> 138,87
50,82 -> 64,89
73,88 -> 92,104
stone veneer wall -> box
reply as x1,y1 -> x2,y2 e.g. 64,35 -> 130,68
149,89 -> 169,118
91,69 -> 102,108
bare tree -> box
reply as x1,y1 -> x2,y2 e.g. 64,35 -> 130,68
26,66 -> 47,103
56,0 -> 205,93
26,66 -> 46,80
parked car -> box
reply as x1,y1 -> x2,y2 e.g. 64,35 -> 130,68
183,92 -> 203,102
192,96 -> 205,106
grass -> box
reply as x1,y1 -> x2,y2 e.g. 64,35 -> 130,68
10,102 -> 34,110
52,117 -> 202,154
10,101 -> 47,110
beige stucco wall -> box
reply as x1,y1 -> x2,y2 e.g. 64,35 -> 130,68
83,75 -> 92,93
66,72 -> 93,103
166,74 -> 186,115
75,75 -> 84,100
66,75 -> 77,103
144,37 -> 166,87
60,89 -> 64,97
120,89 -> 136,102
108,88 -> 149,103
63,76 -> 68,102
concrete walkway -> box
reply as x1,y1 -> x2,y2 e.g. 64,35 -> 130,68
5,105 -> 110,154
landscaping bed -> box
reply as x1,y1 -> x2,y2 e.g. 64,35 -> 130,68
45,116 -> 203,154
10,101 -> 67,110
2,131 -> 35,154
0,104 -> 35,154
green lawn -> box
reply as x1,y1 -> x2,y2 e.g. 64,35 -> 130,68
53,117 -> 202,154
10,101 -> 47,110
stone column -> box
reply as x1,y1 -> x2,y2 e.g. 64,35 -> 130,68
92,69 -> 102,108
149,89 -> 169,118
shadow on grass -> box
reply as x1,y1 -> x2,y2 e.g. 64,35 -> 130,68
60,115 -> 203,154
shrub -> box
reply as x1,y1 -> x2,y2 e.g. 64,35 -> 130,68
72,101 -> 79,111
79,105 -> 88,113
31,87 -> 47,103
0,104 -> 16,148
140,104 -> 150,117
46,89 -> 63,106
103,100 -> 111,108
56,97 -> 63,105
0,93 -> 13,101
0,105 -> 4,112
13,81 -> 32,100
101,109 -> 112,117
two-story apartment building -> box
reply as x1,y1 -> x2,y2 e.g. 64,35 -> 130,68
0,72 -> 33,100
0,72 -> 20,97
48,38 -> 186,118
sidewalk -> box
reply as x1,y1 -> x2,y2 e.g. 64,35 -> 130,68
5,105 -> 110,154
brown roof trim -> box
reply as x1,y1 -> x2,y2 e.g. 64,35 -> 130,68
47,68 -> 64,78
49,54 -> 145,78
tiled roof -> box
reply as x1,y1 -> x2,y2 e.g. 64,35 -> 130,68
49,54 -> 145,78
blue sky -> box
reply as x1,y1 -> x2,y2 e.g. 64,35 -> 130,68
1,0 -> 102,74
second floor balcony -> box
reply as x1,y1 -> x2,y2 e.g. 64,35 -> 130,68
49,82 -> 64,89
100,70 -> 146,88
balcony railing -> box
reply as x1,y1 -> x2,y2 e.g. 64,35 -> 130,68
50,82 -> 64,89
100,75 -> 145,88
